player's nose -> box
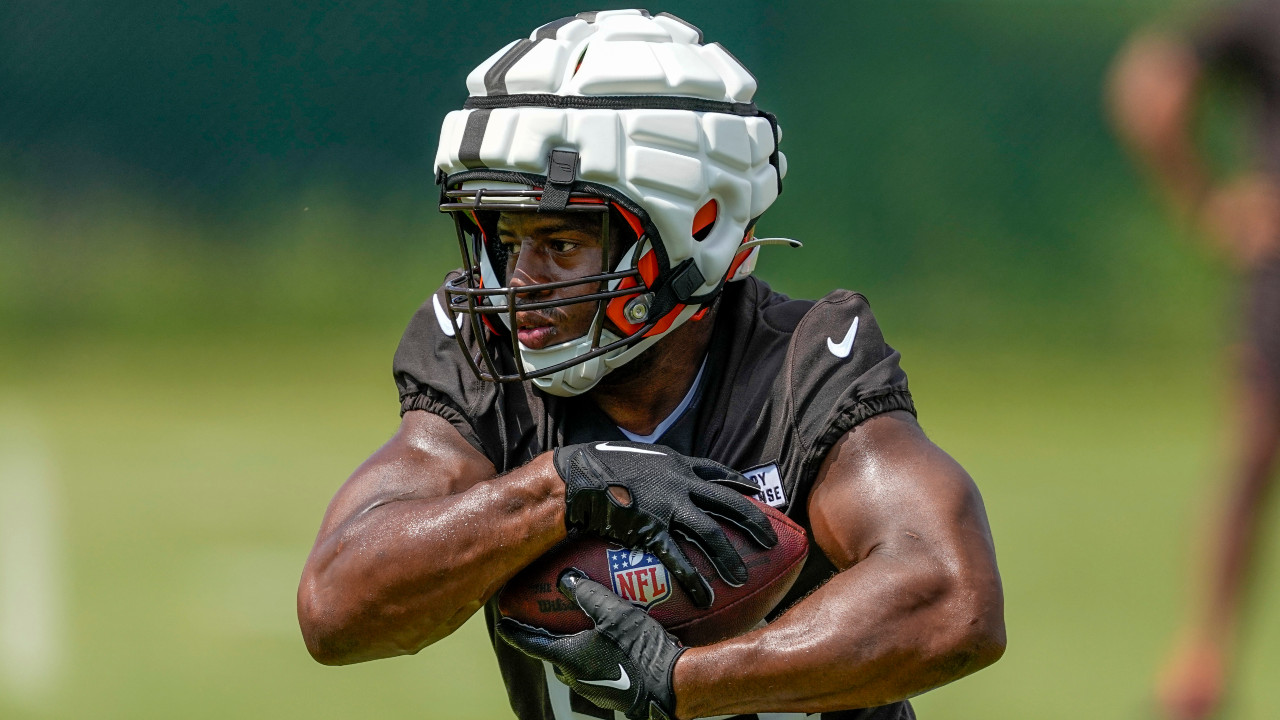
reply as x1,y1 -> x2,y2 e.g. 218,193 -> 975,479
507,252 -> 551,297
507,247 -> 576,300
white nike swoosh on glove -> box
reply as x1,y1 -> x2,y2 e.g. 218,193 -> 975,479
594,442 -> 665,455
579,664 -> 631,691
826,316 -> 860,358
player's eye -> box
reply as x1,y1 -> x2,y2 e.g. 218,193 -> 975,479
548,239 -> 578,253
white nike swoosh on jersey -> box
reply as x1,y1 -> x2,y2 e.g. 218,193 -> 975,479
595,442 -> 666,455
432,294 -> 464,337
826,316 -> 860,358
579,665 -> 631,691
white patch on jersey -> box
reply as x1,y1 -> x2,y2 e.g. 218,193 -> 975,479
826,315 -> 859,358
743,462 -> 787,508
432,294 -> 464,337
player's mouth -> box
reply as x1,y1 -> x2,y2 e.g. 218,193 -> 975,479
516,315 -> 558,349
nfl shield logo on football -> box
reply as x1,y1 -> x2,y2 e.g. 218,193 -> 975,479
606,547 -> 672,609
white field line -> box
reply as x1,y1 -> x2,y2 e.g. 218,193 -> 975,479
0,408 -> 64,703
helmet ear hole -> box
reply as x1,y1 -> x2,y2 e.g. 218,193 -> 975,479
692,199 -> 717,242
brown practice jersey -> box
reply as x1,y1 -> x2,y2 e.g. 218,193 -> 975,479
393,275 -> 918,720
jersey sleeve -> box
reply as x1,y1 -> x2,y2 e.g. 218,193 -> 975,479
780,290 -> 915,498
392,273 -> 502,464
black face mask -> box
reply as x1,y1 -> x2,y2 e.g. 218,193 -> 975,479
439,182 -> 660,386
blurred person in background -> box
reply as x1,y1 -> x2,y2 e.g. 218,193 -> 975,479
1109,2 -> 1280,718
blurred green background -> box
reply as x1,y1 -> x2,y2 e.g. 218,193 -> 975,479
3,1 -> 1277,718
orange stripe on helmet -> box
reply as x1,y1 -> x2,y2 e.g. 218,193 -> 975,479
605,249 -> 690,338
692,199 -> 717,241
613,203 -> 645,241
605,279 -> 638,333
643,304 -> 685,337
606,248 -> 651,335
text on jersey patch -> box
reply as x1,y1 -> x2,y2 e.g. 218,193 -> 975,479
743,463 -> 787,508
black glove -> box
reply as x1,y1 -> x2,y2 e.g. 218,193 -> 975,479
498,569 -> 685,720
553,441 -> 778,608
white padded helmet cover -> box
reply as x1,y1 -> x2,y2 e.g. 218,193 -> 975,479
435,9 -> 786,299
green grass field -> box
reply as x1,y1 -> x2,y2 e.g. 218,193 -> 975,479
2,324 -> 1278,720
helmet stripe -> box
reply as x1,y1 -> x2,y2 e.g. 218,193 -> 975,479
534,17 -> 575,40
483,38 -> 538,95
458,109 -> 491,169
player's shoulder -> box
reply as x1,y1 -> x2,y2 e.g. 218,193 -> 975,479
393,269 -> 492,409
392,271 -> 537,470
792,287 -> 882,353
396,273 -> 455,367
718,278 -> 899,400
728,276 -> 873,331
707,279 -> 911,506
731,278 -> 884,358
784,286 -> 898,393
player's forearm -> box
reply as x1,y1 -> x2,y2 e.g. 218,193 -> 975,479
672,551 -> 1005,718
298,453 -> 566,665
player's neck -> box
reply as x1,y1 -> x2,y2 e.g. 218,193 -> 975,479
590,313 -> 716,437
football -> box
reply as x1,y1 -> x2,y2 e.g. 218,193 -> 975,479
497,497 -> 809,647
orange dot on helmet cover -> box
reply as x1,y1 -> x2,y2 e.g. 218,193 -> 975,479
692,199 -> 717,241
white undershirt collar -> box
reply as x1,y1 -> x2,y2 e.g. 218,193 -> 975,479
617,358 -> 707,444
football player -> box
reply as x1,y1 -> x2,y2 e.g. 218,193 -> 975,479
1109,3 -> 1280,718
299,10 -> 1005,720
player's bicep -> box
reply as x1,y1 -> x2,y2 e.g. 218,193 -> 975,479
807,410 -> 997,576
315,410 -> 496,538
